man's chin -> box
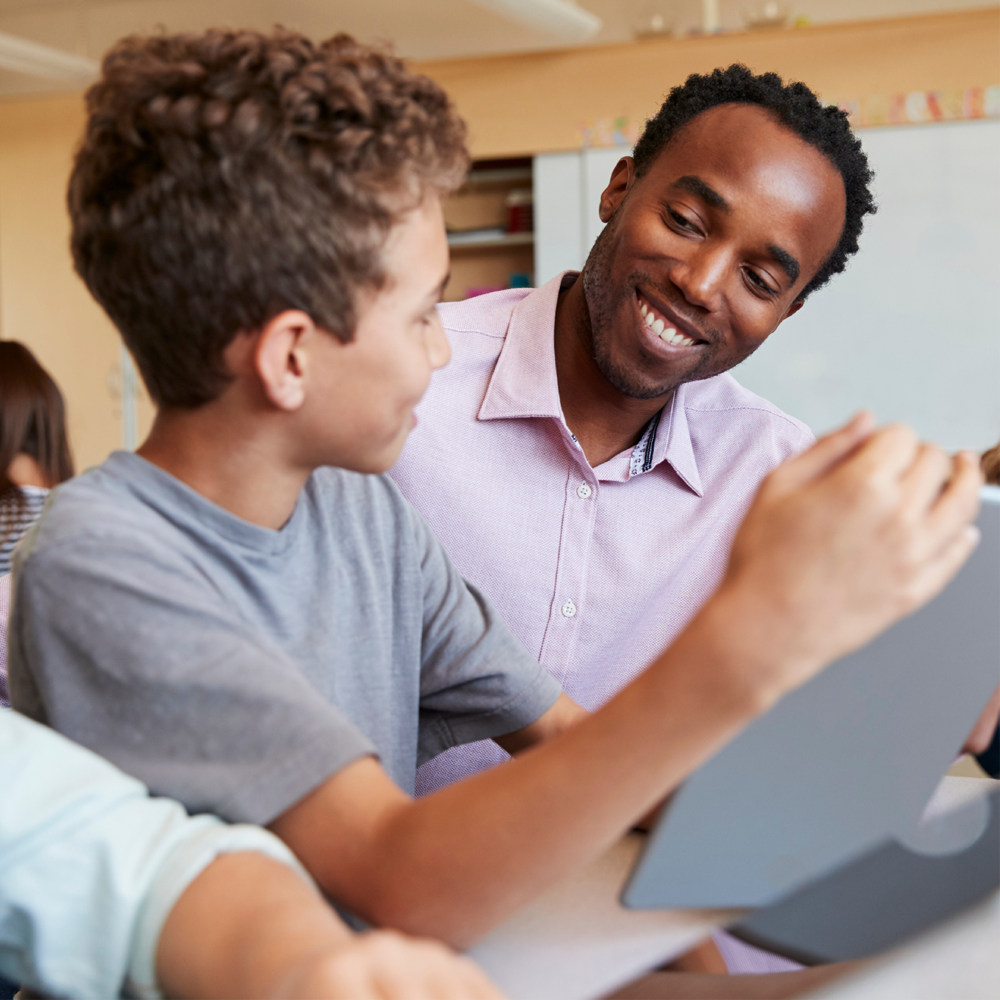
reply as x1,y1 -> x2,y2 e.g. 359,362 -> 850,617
595,354 -> 692,402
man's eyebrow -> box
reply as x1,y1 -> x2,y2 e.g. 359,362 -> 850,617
767,244 -> 800,284
671,175 -> 731,213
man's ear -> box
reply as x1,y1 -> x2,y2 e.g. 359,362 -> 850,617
599,156 -> 635,223
254,310 -> 317,412
779,299 -> 806,324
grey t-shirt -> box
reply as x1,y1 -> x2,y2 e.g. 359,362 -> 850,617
8,452 -> 560,824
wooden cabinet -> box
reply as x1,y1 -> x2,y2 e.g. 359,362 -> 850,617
443,157 -> 535,302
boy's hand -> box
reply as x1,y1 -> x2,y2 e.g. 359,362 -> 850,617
716,413 -> 983,704
274,930 -> 505,1000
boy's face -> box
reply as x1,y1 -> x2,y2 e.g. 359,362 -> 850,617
304,196 -> 451,474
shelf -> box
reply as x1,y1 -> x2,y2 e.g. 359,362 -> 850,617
447,230 -> 534,250
461,166 -> 533,186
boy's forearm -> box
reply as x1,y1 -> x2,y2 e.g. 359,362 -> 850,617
284,585 -> 768,948
157,851 -> 352,999
272,425 -> 983,948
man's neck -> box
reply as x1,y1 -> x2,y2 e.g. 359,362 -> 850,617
137,402 -> 312,531
553,277 -> 670,469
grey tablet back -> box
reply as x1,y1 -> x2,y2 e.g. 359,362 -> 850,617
622,487 -> 1000,909
727,789 -> 1000,964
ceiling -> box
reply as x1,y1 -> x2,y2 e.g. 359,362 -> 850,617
0,0 -> 995,95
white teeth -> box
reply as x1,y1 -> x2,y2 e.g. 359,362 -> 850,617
641,297 -> 698,347
660,327 -> 697,347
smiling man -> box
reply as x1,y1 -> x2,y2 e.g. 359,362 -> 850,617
389,66 -> 874,973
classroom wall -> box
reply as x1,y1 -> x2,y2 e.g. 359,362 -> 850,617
0,8 -> 995,467
412,7 -> 1000,158
0,95 -> 154,471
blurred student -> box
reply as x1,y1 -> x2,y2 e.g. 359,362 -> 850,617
0,341 -> 74,577
969,439 -> 1000,778
0,708 -> 501,1000
8,27 -> 981,968
983,441 -> 999,486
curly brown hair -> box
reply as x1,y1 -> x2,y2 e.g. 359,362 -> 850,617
69,29 -> 468,408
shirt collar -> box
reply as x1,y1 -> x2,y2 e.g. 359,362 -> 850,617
653,386 -> 704,496
477,271 -> 570,422
477,270 -> 704,497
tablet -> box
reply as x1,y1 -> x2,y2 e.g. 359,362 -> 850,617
622,487 -> 1000,909
728,789 -> 999,964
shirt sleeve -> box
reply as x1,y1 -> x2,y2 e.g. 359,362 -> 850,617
9,536 -> 376,824
405,500 -> 562,764
0,709 -> 314,1000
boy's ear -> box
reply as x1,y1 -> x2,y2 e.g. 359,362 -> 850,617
255,310 -> 317,412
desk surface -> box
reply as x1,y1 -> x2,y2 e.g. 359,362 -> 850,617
468,830 -> 742,1000
468,776 -> 999,1000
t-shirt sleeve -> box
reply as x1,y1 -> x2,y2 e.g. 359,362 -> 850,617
406,502 -> 561,765
9,537 -> 376,825
0,710 -> 315,1000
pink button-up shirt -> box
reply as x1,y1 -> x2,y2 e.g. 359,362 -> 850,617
391,272 -> 813,794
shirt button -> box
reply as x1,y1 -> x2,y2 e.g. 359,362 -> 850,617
561,600 -> 577,618
576,483 -> 592,499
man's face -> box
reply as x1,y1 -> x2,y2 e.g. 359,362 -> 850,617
581,103 -> 847,400
304,195 -> 451,473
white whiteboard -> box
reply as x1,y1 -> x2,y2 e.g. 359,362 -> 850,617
534,146 -> 627,284
735,119 -> 1000,452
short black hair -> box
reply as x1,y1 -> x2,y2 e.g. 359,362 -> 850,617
632,64 -> 876,301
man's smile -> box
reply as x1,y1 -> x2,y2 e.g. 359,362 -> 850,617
635,289 -> 707,352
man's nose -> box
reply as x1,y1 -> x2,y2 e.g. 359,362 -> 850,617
671,246 -> 727,312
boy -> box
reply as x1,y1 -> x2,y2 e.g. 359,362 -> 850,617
9,28 -> 982,955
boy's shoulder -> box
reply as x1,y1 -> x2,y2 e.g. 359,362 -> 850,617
21,452 -> 415,571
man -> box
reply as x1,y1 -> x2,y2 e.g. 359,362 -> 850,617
387,65 -> 990,972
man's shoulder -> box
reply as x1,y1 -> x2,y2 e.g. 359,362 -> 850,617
437,288 -> 531,340
682,372 -> 815,447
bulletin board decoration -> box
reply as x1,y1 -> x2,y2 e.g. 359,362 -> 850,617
578,116 -> 641,149
832,86 -> 1000,128
578,86 -> 1000,148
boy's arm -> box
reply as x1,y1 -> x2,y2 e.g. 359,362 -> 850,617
158,851 -> 503,1000
493,691 -> 589,753
270,419 -> 983,948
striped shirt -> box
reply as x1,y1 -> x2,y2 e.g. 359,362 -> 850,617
0,485 -> 48,577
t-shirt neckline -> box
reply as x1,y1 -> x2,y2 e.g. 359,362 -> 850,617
103,450 -> 308,555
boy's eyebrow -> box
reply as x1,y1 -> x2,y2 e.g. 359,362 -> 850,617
671,175 -> 731,213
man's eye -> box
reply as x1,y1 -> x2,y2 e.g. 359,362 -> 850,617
745,268 -> 777,296
668,208 -> 697,231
